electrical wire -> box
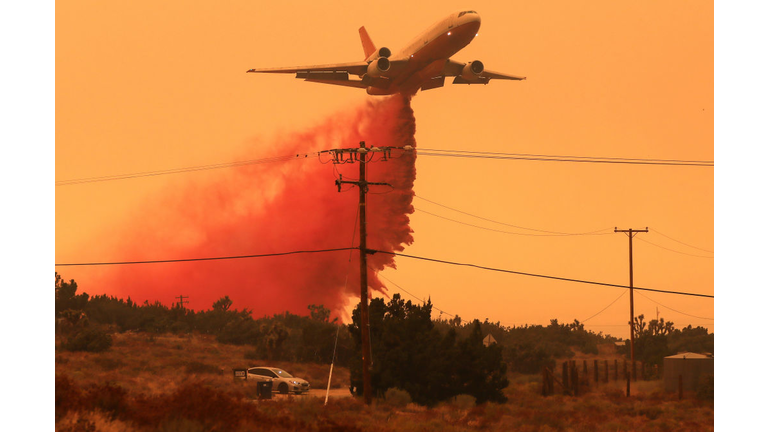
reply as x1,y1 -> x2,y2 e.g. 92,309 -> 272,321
580,291 -> 627,323
54,247 -> 357,267
416,149 -> 714,167
414,195 -> 613,236
55,153 -> 316,186
636,237 -> 714,259
635,290 -> 714,321
57,145 -> 712,187
414,207 -> 613,237
371,249 -> 714,299
651,229 -> 714,254
376,271 -> 455,318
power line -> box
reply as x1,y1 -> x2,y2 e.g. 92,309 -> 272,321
414,195 -> 613,236
55,153 -> 316,186
58,245 -> 714,299
651,229 -> 714,254
376,271 -> 455,318
635,290 -> 714,321
580,291 -> 627,323
54,247 -> 357,267
637,237 -> 714,259
416,149 -> 714,167
414,207 -> 612,237
371,249 -> 714,299
56,145 -> 713,187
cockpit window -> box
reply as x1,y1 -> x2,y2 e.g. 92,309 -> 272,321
458,11 -> 477,17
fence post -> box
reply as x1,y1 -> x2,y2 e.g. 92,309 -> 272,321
549,367 -> 554,395
542,366 -> 548,396
572,363 -> 579,396
594,359 -> 599,384
583,359 -> 588,375
623,359 -> 628,380
604,360 -> 609,383
614,359 -> 618,381
626,374 -> 630,397
562,361 -> 570,394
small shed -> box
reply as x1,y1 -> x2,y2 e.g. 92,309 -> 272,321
663,352 -> 714,392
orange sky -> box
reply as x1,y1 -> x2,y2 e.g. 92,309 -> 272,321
55,0 -> 714,338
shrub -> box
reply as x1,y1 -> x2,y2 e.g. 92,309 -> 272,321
183,361 -> 222,375
63,328 -> 113,352
384,387 -> 412,408
93,356 -> 124,371
452,394 -> 476,410
56,374 -> 84,421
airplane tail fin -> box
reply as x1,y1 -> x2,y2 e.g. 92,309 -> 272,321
359,26 -> 376,59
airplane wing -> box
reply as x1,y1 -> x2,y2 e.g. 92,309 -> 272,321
247,62 -> 372,90
442,59 -> 526,84
247,60 -> 409,92
247,61 -> 369,76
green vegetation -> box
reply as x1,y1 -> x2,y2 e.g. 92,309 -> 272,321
619,314 -> 715,371
348,295 -> 509,405
55,272 -> 354,365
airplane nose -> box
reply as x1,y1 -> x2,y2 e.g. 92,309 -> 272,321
460,13 -> 481,31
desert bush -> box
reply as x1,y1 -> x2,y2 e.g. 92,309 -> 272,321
384,387 -> 412,407
85,382 -> 130,419
93,356 -> 124,371
156,417 -> 207,432
452,394 -> 476,410
130,383 -> 251,429
183,360 -> 222,375
63,327 -> 113,352
56,374 -> 84,421
244,348 -> 260,360
57,415 -> 97,432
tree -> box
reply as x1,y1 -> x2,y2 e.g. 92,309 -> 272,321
212,296 -> 233,312
348,294 -> 508,405
307,304 -> 331,322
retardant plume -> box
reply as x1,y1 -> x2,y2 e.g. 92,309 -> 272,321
88,95 -> 416,319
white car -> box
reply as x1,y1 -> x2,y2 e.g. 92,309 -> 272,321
247,367 -> 310,395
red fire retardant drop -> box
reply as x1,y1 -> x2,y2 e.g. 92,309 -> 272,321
97,95 -> 416,319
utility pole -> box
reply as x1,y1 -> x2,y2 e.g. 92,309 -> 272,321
335,141 -> 392,405
614,227 -> 648,395
176,295 -> 189,309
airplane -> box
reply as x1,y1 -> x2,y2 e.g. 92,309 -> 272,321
246,10 -> 525,96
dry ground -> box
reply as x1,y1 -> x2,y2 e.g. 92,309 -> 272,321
55,332 -> 713,432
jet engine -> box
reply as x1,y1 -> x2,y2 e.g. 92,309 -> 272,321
460,60 -> 484,81
366,56 -> 391,78
375,47 -> 392,59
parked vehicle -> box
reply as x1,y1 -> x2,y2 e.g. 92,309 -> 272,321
246,367 -> 310,395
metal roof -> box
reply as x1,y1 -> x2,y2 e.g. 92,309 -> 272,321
664,352 -> 713,359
